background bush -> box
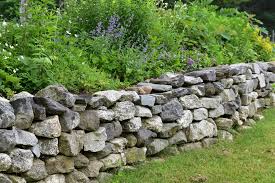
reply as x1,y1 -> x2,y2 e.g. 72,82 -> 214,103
0,0 -> 274,97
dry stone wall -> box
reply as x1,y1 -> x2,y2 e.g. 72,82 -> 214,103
0,62 -> 275,183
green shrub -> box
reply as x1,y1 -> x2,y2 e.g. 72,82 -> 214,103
0,0 -> 274,97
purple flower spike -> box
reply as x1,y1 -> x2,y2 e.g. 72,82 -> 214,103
187,58 -> 194,65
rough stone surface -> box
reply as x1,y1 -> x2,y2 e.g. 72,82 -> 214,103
137,83 -> 172,92
0,129 -> 22,152
59,109 -> 80,132
125,147 -> 147,164
193,108 -> 208,121
30,115 -> 61,138
46,155 -> 74,175
39,138 -> 59,156
95,110 -> 115,122
10,91 -> 34,102
8,175 -> 26,183
33,97 -> 67,115
135,106 -> 152,118
66,170 -> 90,183
178,142 -> 203,152
186,69 -> 216,81
168,131 -> 187,145
74,154 -> 89,168
209,105 -> 224,118
0,153 -> 11,172
184,76 -> 203,85
200,97 -> 221,109
215,118 -> 234,130
100,154 -> 125,170
142,116 -> 163,133
100,121 -> 122,140
10,98 -> 34,129
125,134 -> 138,148
32,103 -> 46,121
79,160 -> 103,178
139,95 -> 155,107
0,173 -> 12,183
219,89 -> 236,102
14,128 -> 38,146
180,94 -> 202,109
161,99 -> 184,122
176,110 -> 193,128
59,132 -> 82,156
187,120 -> 217,141
93,90 -> 122,106
122,117 -> 142,132
79,110 -> 100,131
23,159 -> 48,181
0,100 -> 15,128
9,148 -> 33,173
113,101 -> 136,121
44,174 -> 66,183
83,127 -> 107,152
191,84 -> 205,96
110,138 -> 128,153
159,123 -> 181,138
146,139 -> 169,155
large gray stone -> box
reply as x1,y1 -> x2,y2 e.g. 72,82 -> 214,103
204,83 -> 216,96
10,92 -> 33,102
59,132 -> 82,156
168,130 -> 187,145
187,120 -> 217,141
0,129 -> 16,152
190,84 -> 205,96
180,94 -> 202,109
113,101 -> 135,121
79,160 -> 103,178
223,101 -> 239,115
45,155 -> 74,174
120,90 -> 140,102
241,92 -> 258,105
215,118 -> 234,130
122,117 -> 142,132
0,153 -> 11,172
0,100 -> 15,128
94,143 -> 114,159
110,138 -> 128,153
23,159 -> 48,181
219,89 -> 236,102
14,128 -> 38,146
9,149 -> 33,173
178,142 -> 203,152
65,170 -> 90,183
39,138 -> 59,156
0,173 -> 12,183
186,69 -> 216,81
8,175 -> 26,183
135,128 -> 157,147
100,154 -> 125,170
232,75 -> 246,83
32,103 -> 46,121
200,97 -> 222,109
10,98 -> 34,129
93,90 -> 122,106
146,139 -> 169,155
125,147 -> 147,164
176,110 -> 193,128
159,123 -> 181,138
209,104 -> 224,118
36,85 -> 75,107
142,116 -> 163,133
139,95 -> 155,107
238,80 -> 255,94
151,105 -> 162,114
74,154 -> 89,168
193,108 -> 208,121
100,121 -> 122,140
59,109 -> 80,132
239,106 -> 249,121
135,106 -> 152,118
83,127 -> 107,152
79,110 -> 100,131
95,110 -> 115,122
183,76 -> 203,85
30,115 -> 61,138
125,134 -> 137,148
161,99 -> 184,122
33,97 -> 67,115
137,83 -> 172,92
220,78 -> 234,88
44,174 -> 65,183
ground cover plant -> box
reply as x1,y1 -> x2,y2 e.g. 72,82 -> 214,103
111,108 -> 275,183
0,0 -> 274,97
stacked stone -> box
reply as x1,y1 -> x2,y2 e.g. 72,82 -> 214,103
0,62 -> 274,183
